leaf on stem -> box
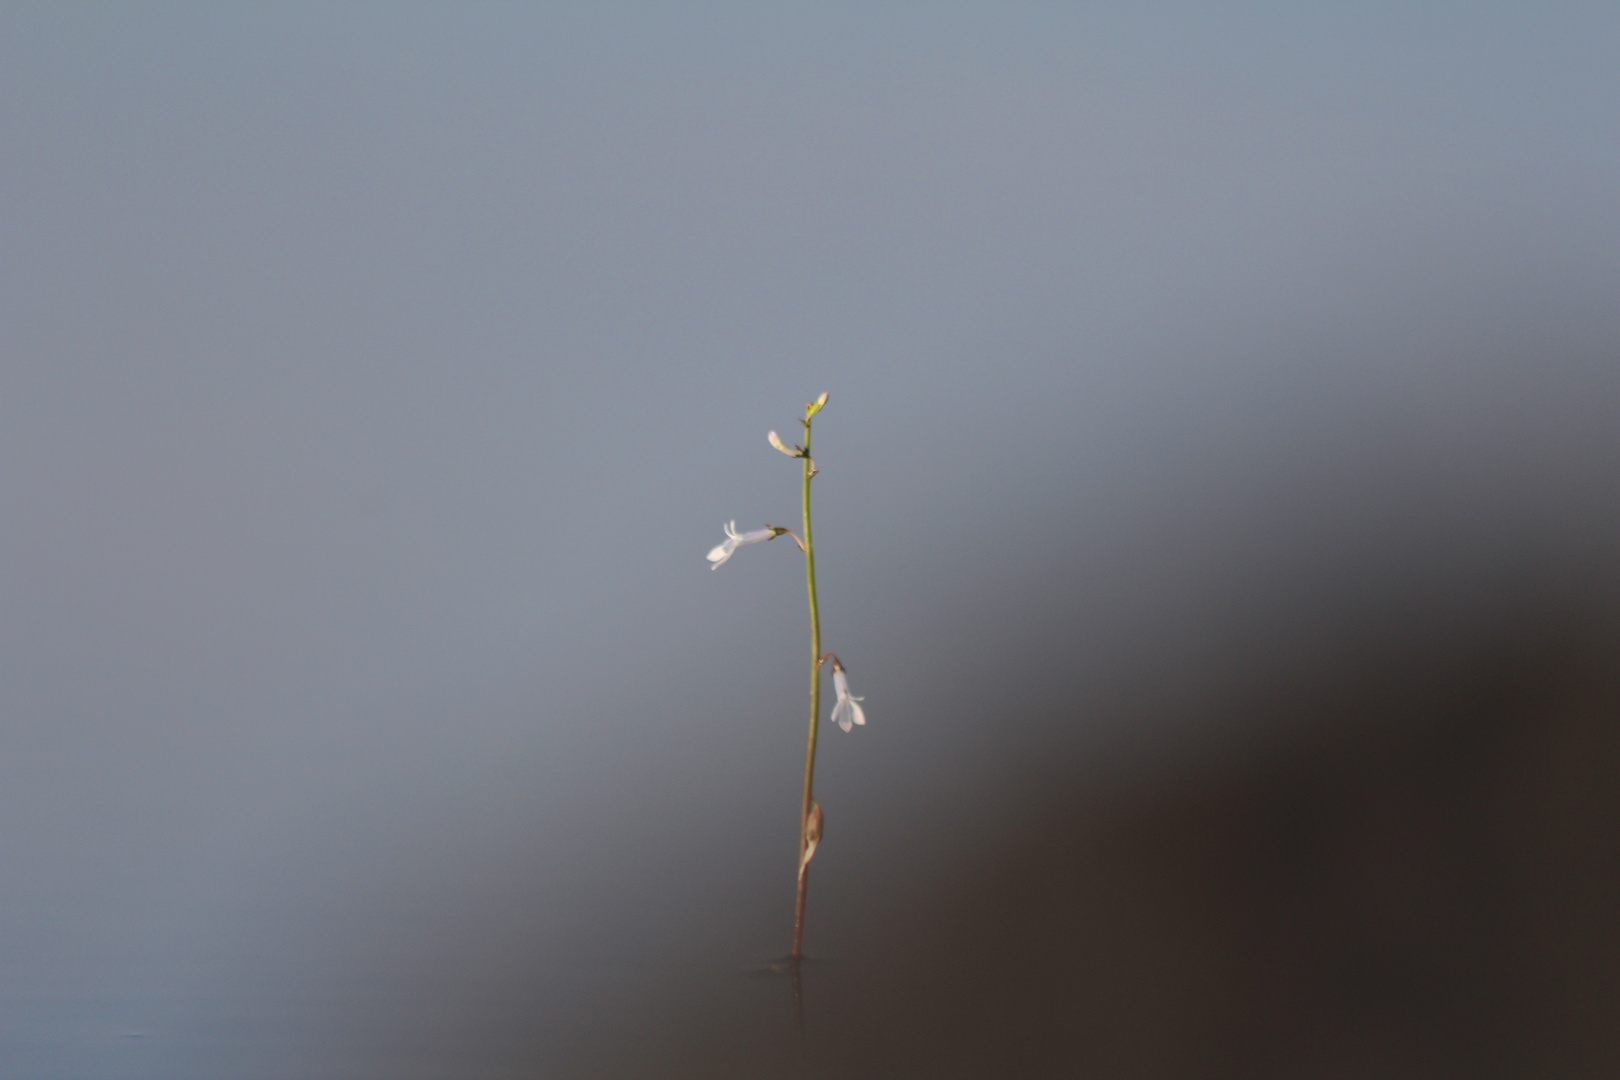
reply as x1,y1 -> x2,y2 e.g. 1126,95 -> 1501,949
799,800 -> 824,876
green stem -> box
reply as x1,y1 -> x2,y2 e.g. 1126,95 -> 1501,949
791,416 -> 819,959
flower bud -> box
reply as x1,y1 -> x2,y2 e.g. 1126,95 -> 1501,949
767,430 -> 803,457
805,392 -> 829,419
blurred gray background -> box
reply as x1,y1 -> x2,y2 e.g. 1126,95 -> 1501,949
3,4 -> 1619,1077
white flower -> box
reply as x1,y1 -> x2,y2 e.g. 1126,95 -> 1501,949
706,520 -> 780,569
830,657 -> 866,732
767,430 -> 802,457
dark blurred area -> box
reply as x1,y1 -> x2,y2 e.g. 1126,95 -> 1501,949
586,591 -> 1620,1078
563,305 -> 1620,1077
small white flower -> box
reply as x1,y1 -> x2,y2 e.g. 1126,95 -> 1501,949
830,657 -> 866,732
767,430 -> 802,457
706,520 -> 780,569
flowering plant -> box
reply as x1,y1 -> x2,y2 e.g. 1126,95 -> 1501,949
707,391 -> 865,961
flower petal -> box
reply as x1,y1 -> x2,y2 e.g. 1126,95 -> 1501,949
768,430 -> 805,457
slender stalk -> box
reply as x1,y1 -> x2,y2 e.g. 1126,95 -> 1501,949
791,415 -> 819,959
